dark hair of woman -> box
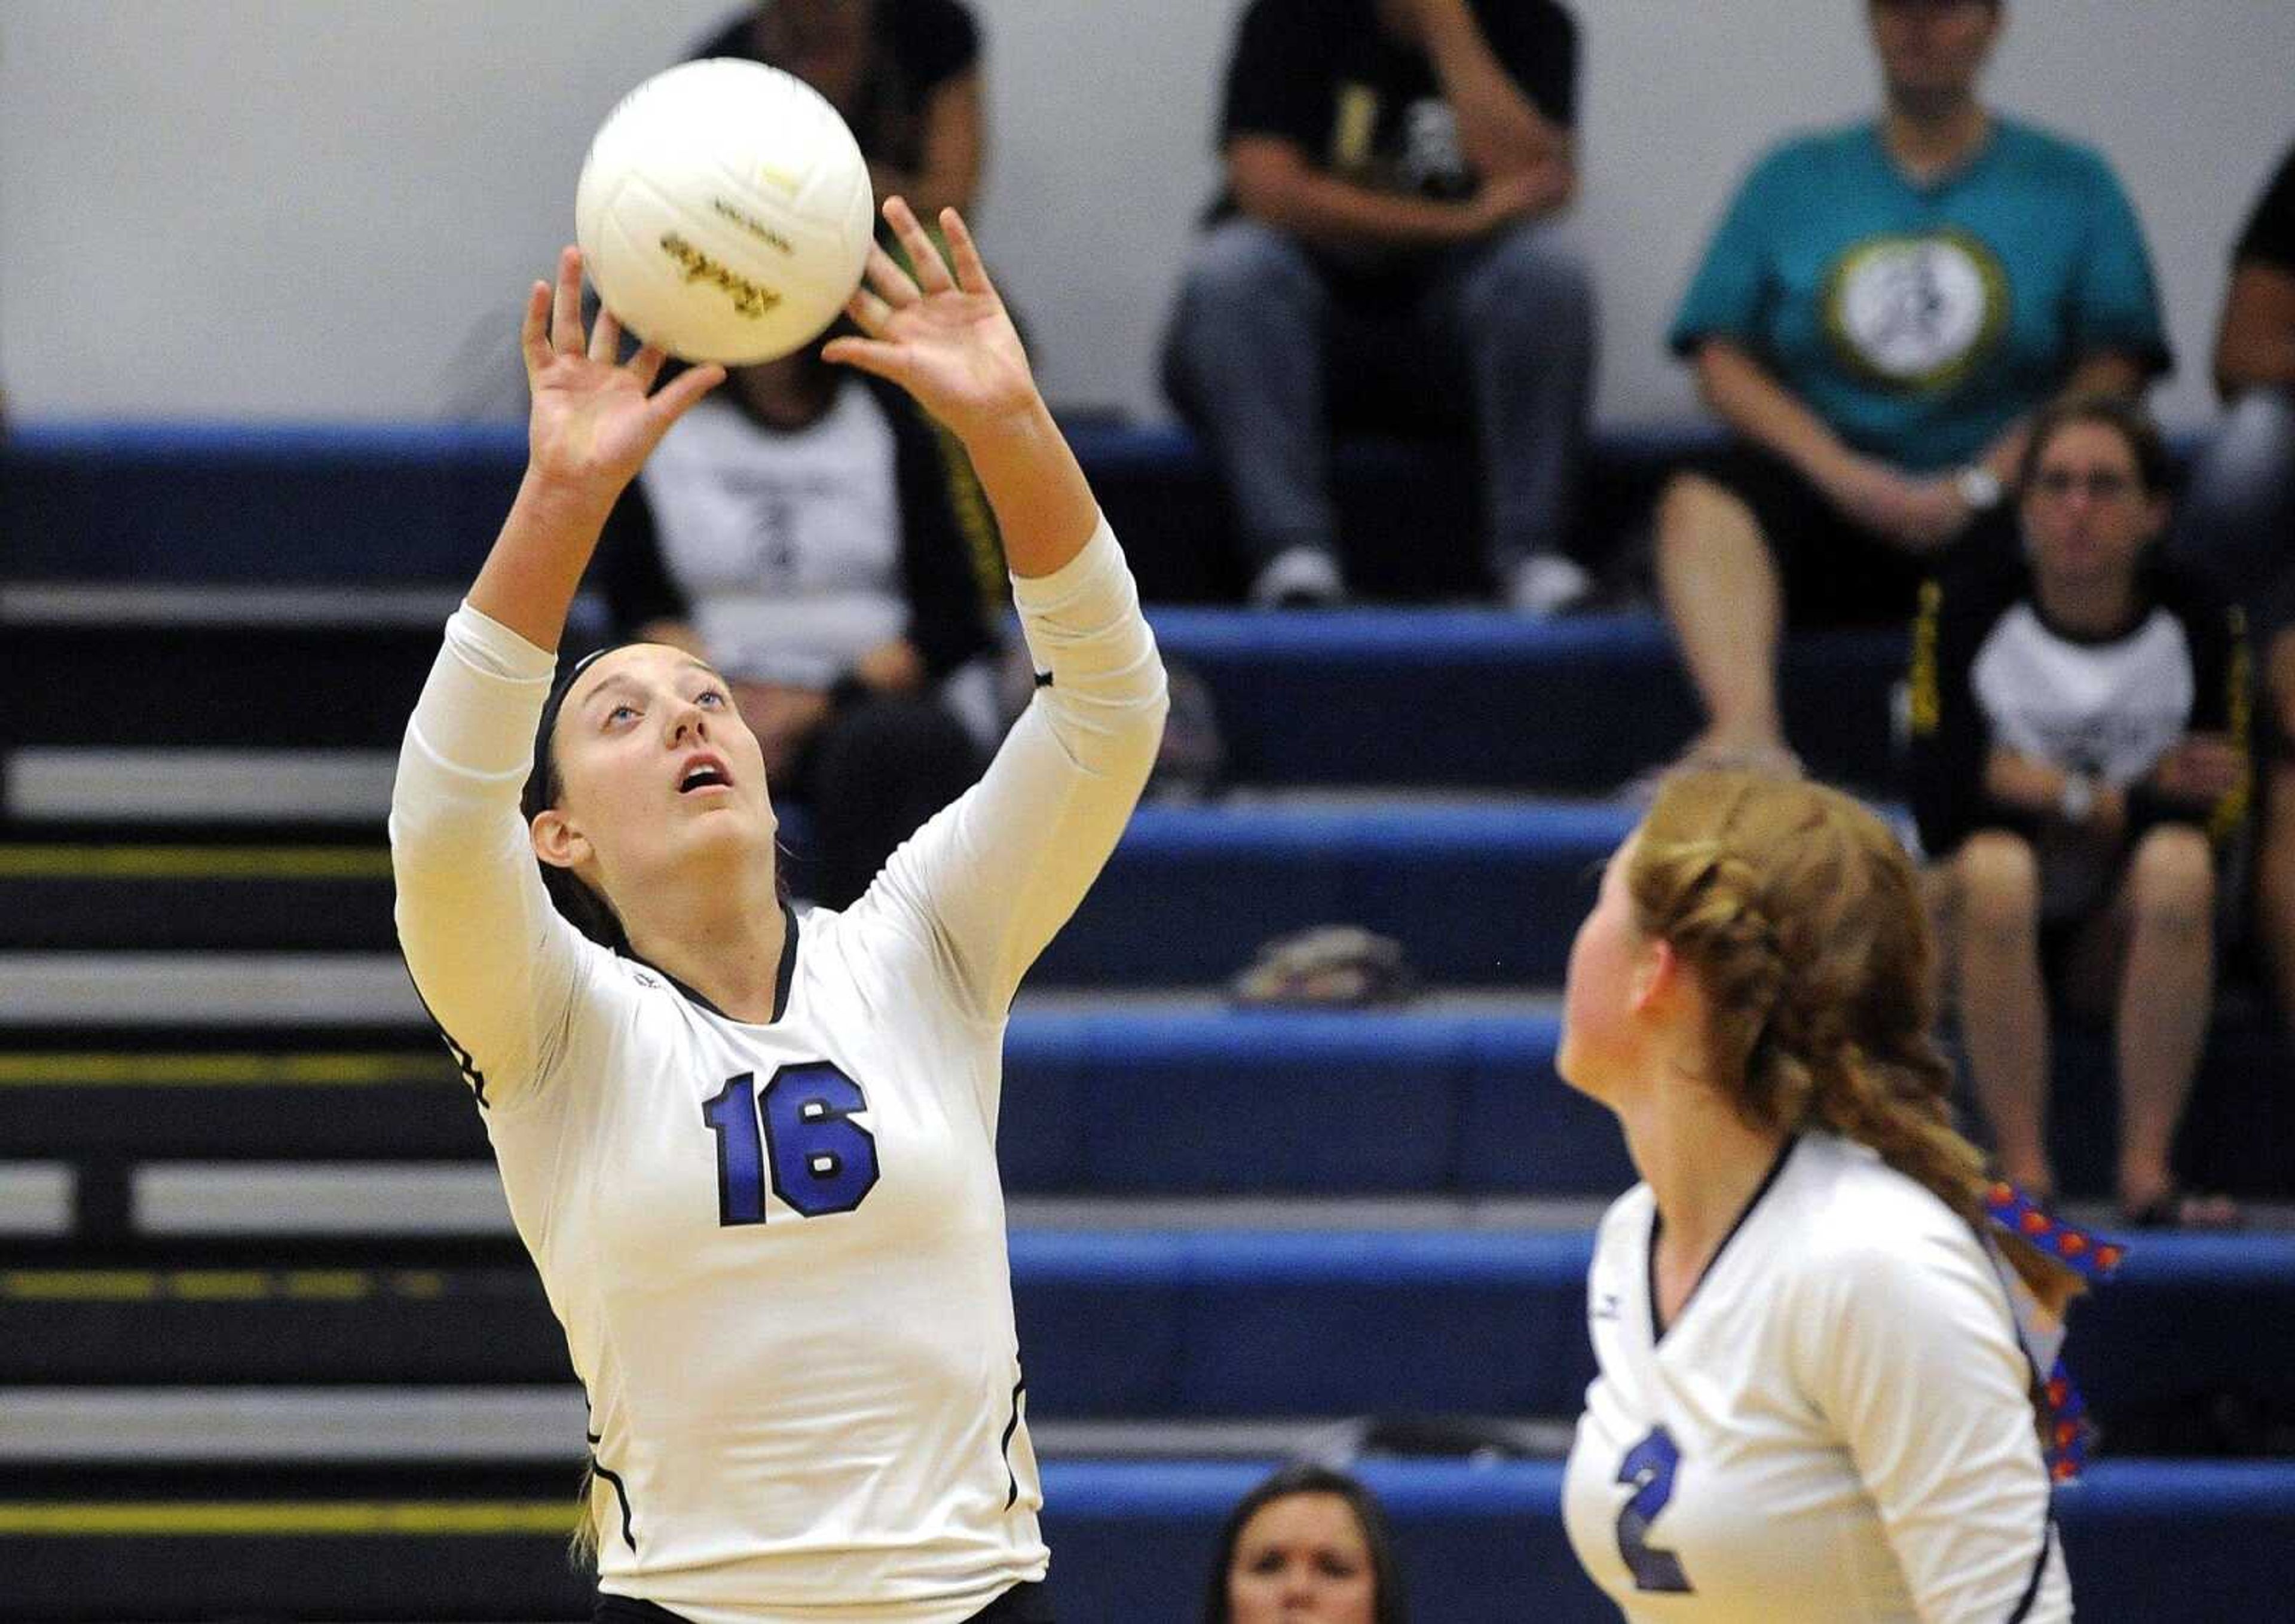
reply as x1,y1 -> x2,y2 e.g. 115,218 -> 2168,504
1198,1461 -> 1410,1624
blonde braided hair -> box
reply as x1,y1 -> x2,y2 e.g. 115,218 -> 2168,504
1629,769 -> 2081,1314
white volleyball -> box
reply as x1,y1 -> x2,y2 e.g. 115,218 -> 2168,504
575,59 -> 874,366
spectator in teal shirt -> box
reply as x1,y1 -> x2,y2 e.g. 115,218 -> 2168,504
1651,0 -> 2169,770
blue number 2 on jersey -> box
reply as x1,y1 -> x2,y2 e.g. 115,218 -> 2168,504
701,1063 -> 881,1224
1615,1425 -> 1694,1594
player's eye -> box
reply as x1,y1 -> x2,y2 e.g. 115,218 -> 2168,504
696,688 -> 728,708
606,703 -> 639,726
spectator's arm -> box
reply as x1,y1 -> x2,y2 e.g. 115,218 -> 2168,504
1693,340 -> 1866,496
870,69 -> 985,224
1226,136 -> 1498,253
1413,0 -> 1573,192
1971,351 -> 2152,487
2214,261 -> 2295,399
2128,594 -> 2253,842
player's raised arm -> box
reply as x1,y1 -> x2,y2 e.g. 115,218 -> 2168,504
391,255 -> 725,1100
471,249 -> 726,651
827,200 -> 1167,1016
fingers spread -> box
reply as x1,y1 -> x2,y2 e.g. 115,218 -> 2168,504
589,305 -> 623,365
940,209 -> 994,298
883,196 -> 952,293
821,335 -> 901,381
520,280 -> 553,376
552,246 -> 586,354
626,342 -> 669,393
862,241 -> 921,308
846,285 -> 894,337
648,361 -> 726,423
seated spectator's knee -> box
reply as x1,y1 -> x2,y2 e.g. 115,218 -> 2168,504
1177,217 -> 1317,313
1656,473 -> 1755,556
1463,225 -> 1594,337
1954,832 -> 2041,947
2126,825 -> 2214,931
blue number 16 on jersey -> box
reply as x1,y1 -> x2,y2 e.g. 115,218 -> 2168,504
702,1063 -> 881,1224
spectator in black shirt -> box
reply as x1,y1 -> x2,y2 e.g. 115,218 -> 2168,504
2181,139 -> 2295,1041
1162,0 -> 1595,611
1910,396 -> 2249,1225
696,0 -> 984,224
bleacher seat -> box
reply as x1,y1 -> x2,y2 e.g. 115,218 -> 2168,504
4,420 -> 2288,1623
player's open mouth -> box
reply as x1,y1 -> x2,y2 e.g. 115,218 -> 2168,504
677,753 -> 735,794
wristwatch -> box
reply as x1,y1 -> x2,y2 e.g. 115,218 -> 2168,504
1955,466 -> 2004,513
2058,772 -> 2097,825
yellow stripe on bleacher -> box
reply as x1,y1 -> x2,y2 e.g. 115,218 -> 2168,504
0,1053 -> 449,1087
0,845 -> 391,881
0,1270 -> 402,1301
0,1501 -> 572,1536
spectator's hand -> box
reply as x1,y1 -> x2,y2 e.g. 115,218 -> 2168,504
1460,167 -> 1555,237
825,200 -> 1035,443
1829,459 -> 1971,554
521,247 -> 723,497
733,681 -> 833,778
2149,733 -> 2245,805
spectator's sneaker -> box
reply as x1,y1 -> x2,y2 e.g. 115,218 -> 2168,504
1508,553 -> 1593,617
1250,545 -> 1344,608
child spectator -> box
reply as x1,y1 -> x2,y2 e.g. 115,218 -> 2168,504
1910,396 -> 2248,1225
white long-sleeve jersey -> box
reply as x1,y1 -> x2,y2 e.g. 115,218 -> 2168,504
1563,1133 -> 2070,1623
390,518 -> 1165,1623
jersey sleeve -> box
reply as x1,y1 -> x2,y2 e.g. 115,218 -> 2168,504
1217,0 -> 1334,154
2067,148 -> 2173,377
2234,141 -> 2295,273
855,515 -> 1166,1023
389,604 -> 590,1111
1668,146 -> 1789,357
1469,0 -> 1578,130
1791,1225 -> 2066,1623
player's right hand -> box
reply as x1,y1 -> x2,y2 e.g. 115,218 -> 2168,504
520,246 -> 725,496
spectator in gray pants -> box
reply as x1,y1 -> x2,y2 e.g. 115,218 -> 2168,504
1162,0 -> 1595,612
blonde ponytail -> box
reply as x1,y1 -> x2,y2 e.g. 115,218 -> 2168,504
1630,769 -> 2082,1315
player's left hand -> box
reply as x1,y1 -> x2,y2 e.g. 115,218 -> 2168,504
824,198 -> 1036,442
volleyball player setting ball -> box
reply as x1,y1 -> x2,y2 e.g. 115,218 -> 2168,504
1558,771 -> 2086,1622
390,198 -> 1164,1621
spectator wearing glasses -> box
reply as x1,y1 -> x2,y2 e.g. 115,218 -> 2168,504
1909,396 -> 2249,1226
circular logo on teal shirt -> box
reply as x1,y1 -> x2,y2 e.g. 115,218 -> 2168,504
1822,229 -> 2009,392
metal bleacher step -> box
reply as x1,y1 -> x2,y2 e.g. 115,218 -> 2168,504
0,797 -> 1634,978
0,1388 -> 1571,1467
3,1456 -> 2287,1624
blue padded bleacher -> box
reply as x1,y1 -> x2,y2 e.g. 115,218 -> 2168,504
1003,1230 -> 2295,1422
1037,1458 -> 2295,1623
1000,1008 -> 1633,1197
1046,802 -> 1629,985
1151,609 -> 1904,790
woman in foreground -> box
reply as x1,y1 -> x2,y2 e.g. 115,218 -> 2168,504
1559,769 -> 2091,1622
391,198 -> 1164,1622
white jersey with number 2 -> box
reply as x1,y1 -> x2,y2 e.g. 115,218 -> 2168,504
1563,1132 -> 2071,1623
391,519 -> 1164,1624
